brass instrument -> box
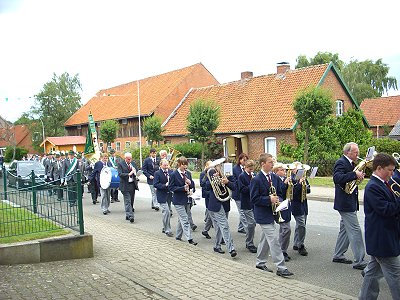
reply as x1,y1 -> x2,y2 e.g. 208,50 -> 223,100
270,184 -> 285,223
167,146 -> 181,169
344,151 -> 376,194
285,163 -> 296,201
390,153 -> 400,197
393,152 -> 400,165
207,158 -> 232,202
301,164 -> 311,202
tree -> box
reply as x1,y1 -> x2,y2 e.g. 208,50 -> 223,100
186,99 -> 220,161
293,86 -> 333,161
142,115 -> 165,146
29,72 -> 82,148
99,120 -> 119,152
296,51 -> 344,70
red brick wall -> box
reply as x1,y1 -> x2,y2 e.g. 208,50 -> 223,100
321,71 -> 355,113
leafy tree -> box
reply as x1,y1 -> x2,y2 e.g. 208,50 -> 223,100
293,86 -> 333,161
99,120 -> 119,152
295,51 -> 344,70
4,146 -> 28,162
142,115 -> 165,146
186,99 -> 220,161
14,113 -> 32,126
28,72 -> 82,149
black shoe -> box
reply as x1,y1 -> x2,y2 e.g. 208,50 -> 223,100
103,211 -> 108,215
154,207 -> 160,211
176,237 -> 182,241
188,239 -> 198,246
353,264 -> 367,270
256,265 -> 273,273
277,269 -> 294,277
298,245 -> 308,256
283,252 -> 291,262
165,232 -> 173,237
162,229 -> 165,233
191,225 -> 197,231
111,200 -> 115,203
129,217 -> 134,223
238,229 -> 246,234
230,250 -> 237,257
202,231 -> 211,239
152,206 -> 156,209
213,247 -> 225,254
114,199 -> 120,202
93,201 -> 97,205
132,208 -> 135,212
293,245 -> 299,250
246,245 -> 257,253
332,258 -> 353,264
221,239 -> 225,245
361,270 -> 365,277
126,216 -> 129,220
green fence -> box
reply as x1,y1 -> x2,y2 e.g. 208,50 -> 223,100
0,166 -> 84,239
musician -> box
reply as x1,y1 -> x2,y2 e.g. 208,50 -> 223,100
49,153 -> 64,201
154,158 -> 173,236
238,159 -> 257,254
359,153 -> 400,300
200,161 -> 213,239
108,149 -> 120,203
250,153 -> 293,277
332,142 -> 367,270
169,156 -> 198,245
117,152 -> 139,223
207,159 -> 237,257
273,162 -> 292,261
290,162 -> 310,257
142,148 -> 160,211
85,158 -> 99,205
61,150 -> 79,207
89,153 -> 111,215
233,153 -> 249,234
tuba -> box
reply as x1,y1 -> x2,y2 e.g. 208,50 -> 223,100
389,153 -> 400,197
344,151 -> 377,195
167,146 -> 181,169
207,158 -> 232,202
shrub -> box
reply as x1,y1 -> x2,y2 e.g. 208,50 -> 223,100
372,138 -> 400,154
4,146 -> 28,162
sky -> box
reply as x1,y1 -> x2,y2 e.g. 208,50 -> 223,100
1,0 -> 400,123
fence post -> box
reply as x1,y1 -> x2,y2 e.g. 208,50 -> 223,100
76,170 -> 84,235
31,170 -> 37,213
2,165 -> 7,200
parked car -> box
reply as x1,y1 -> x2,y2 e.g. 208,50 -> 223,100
7,160 -> 47,189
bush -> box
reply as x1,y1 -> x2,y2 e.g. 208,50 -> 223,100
205,138 -> 223,160
4,146 -> 28,162
372,138 -> 400,155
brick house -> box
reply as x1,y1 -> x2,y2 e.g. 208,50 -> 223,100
162,62 -> 366,160
359,95 -> 400,138
0,123 -> 35,155
64,63 -> 219,153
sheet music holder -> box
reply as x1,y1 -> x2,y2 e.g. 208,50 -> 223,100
366,146 -> 375,160
295,168 -> 305,181
223,163 -> 233,176
309,167 -> 318,179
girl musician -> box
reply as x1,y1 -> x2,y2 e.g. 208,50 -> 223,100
233,153 -> 249,234
200,161 -> 213,239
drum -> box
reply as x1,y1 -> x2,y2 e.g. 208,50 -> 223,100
100,166 -> 120,189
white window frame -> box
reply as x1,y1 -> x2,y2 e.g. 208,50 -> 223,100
336,100 -> 344,117
189,139 -> 195,144
125,141 -> 131,149
264,137 -> 277,157
116,142 -> 121,152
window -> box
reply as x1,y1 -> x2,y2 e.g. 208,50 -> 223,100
336,100 -> 344,117
264,137 -> 277,157
77,125 -> 81,129
125,141 -> 131,149
121,119 -> 127,125
189,139 -> 195,144
116,142 -> 121,151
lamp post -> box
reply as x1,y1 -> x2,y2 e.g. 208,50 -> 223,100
39,118 -> 45,153
137,80 -> 143,168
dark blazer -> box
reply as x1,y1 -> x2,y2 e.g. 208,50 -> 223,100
207,170 -> 235,213
200,171 -> 211,208
276,175 -> 292,223
153,168 -> 173,203
61,157 -> 79,183
250,171 -> 285,224
389,169 -> 400,196
232,164 -> 243,201
169,169 -> 195,206
238,171 -> 253,210
333,155 -> 359,212
118,160 -> 139,192
50,160 -> 63,181
291,174 -> 310,216
364,176 -> 400,257
142,156 -> 160,185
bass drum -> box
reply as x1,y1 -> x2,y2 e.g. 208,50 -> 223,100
100,166 -> 120,189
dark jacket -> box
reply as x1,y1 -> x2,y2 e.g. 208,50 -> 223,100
232,164 -> 243,201
169,169 -> 195,206
200,170 -> 211,208
291,174 -> 310,216
153,168 -> 173,203
238,171 -> 253,210
207,169 -> 235,213
117,160 -> 139,192
142,156 -> 160,185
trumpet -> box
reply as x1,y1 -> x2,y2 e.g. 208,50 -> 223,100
270,185 -> 285,223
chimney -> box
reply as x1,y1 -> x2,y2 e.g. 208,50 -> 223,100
241,71 -> 253,80
276,62 -> 290,74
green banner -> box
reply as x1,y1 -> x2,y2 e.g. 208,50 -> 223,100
84,126 -> 94,155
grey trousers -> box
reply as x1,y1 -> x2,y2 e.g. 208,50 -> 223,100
100,187 -> 111,213
293,214 -> 306,248
160,202 -> 172,234
359,255 -> 400,300
174,204 -> 192,241
121,190 -> 135,218
243,209 -> 256,247
204,208 -> 213,232
333,211 -> 366,267
149,184 -> 159,208
279,221 -> 291,252
256,223 -> 286,271
209,207 -> 235,252
234,199 -> 247,231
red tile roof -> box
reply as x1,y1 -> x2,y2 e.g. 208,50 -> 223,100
44,136 -> 86,146
65,63 -> 219,126
360,95 -> 400,126
0,124 -> 30,146
163,64 -> 332,135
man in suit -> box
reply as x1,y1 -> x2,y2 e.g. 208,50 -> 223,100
332,142 -> 368,270
85,158 -> 99,204
118,152 -> 139,223
61,150 -> 79,207
142,148 -> 160,211
359,153 -> 400,300
250,153 -> 293,277
154,158 -> 173,236
169,156 -> 197,245
50,153 -> 63,201
108,149 -> 120,203
89,153 -> 111,215
233,153 -> 249,234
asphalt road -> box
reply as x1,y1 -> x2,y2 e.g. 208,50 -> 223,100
80,182 -> 390,300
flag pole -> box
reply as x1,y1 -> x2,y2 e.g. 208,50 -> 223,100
137,80 -> 143,168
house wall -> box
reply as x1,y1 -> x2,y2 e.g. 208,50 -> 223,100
320,71 -> 354,113
369,125 -> 394,138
